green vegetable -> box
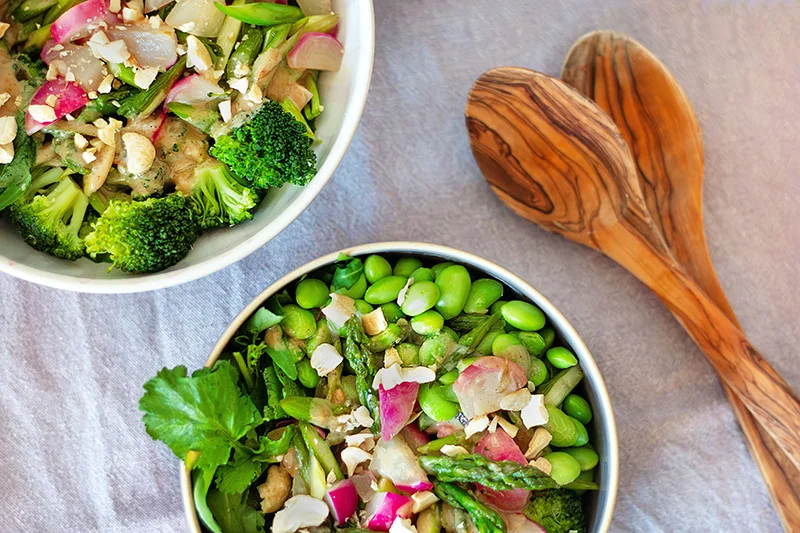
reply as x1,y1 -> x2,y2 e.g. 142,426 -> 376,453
563,394 -> 592,424
364,254 -> 392,283
261,365 -> 286,420
432,480 -> 506,533
215,426 -> 295,493
417,433 -> 466,454
396,343 -> 420,366
189,160 -> 259,230
264,325 -> 299,379
279,396 -> 337,428
354,299 -> 374,315
118,56 -> 186,118
0,114 -> 36,211
540,327 -> 556,349
418,383 -> 459,421
243,307 -> 283,336
336,273 -> 367,299
333,256 -> 365,291
431,262 -> 454,278
525,490 -> 587,533
206,487 -> 265,533
474,329 -> 502,355
543,405 -> 579,448
299,421 -> 344,480
393,257 -> 423,277
543,451 -> 581,485
214,0 -> 246,71
517,332 -> 546,356
563,445 -> 599,471
295,278 -> 329,309
281,304 -> 317,340
411,310 -> 445,335
85,195 -> 199,274
546,347 -> 578,369
416,504 -> 442,533
365,322 -> 409,352
435,265 -> 471,319
296,358 -> 320,388
364,275 -> 408,305
210,99 -> 317,189
409,266 -> 435,283
401,281 -> 440,316
539,366 -> 584,407
305,318 -> 333,357
292,432 -> 327,498
12,0 -> 57,22
419,454 -> 559,491
501,300 -> 546,332
215,2 -> 303,26
380,302 -> 405,323
463,278 -> 504,314
528,358 -> 548,386
571,418 -> 589,447
193,468 -> 223,533
78,86 -> 138,122
344,318 -> 380,431
166,101 -> 223,135
419,327 -> 458,367
226,27 -> 264,79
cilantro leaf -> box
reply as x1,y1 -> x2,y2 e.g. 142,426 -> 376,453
139,361 -> 262,471
215,425 -> 296,494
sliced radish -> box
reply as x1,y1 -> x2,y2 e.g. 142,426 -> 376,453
41,41 -> 108,91
379,381 -> 418,442
400,423 -> 429,451
370,436 -> 432,493
504,513 -> 546,533
475,429 -> 530,512
164,74 -> 223,106
51,0 -> 119,44
25,80 -> 88,134
296,0 -> 331,16
364,492 -> 413,532
165,0 -> 226,37
106,25 -> 178,70
287,32 -> 343,71
453,356 -> 527,419
324,479 -> 358,525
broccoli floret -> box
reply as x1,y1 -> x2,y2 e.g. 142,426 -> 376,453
209,98 -> 317,189
525,490 -> 586,533
8,172 -> 89,261
85,194 -> 199,274
190,159 -> 259,230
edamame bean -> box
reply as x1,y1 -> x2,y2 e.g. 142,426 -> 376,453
438,369 -> 458,385
366,323 -> 408,352
563,394 -> 592,424
335,273 -> 367,299
419,383 -> 460,421
435,265 -> 471,319
409,267 -> 435,283
295,278 -> 329,309
419,327 -> 458,366
456,356 -> 480,373
572,468 -> 595,496
475,329 -> 502,355
297,358 -> 320,388
354,299 -> 374,315
546,347 -> 578,369
544,451 -> 581,485
396,343 -> 420,366
281,304 -> 317,339
518,332 -> 546,356
394,257 -> 423,277
305,319 -> 332,356
489,300 -> 507,315
492,333 -> 523,355
501,300 -> 546,331
529,358 -> 548,386
543,404 -> 579,447
401,281 -> 440,316
564,445 -> 598,471
572,417 -> 589,447
364,254 -> 392,283
464,278 -> 504,314
380,302 -> 405,323
411,310 -> 445,335
431,262 -> 454,279
365,275 -> 408,304
540,327 -> 556,349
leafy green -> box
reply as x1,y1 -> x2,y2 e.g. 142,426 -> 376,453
265,345 -> 298,380
206,488 -> 265,533
332,256 -> 363,291
262,365 -> 286,420
139,361 -> 262,471
0,113 -> 35,211
193,467 -> 223,533
244,307 -> 283,335
215,426 -> 295,494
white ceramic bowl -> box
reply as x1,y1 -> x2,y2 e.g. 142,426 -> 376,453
0,0 -> 375,293
179,242 -> 619,533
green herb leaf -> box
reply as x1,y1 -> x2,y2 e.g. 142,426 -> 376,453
0,113 -> 35,211
261,365 -> 286,420
332,257 -> 364,291
264,345 -> 298,380
244,307 -> 283,334
193,467 -> 223,533
139,361 -> 262,471
206,487 -> 266,533
215,454 -> 266,494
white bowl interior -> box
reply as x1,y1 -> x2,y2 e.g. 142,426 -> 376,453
0,0 -> 375,293
180,242 -> 618,533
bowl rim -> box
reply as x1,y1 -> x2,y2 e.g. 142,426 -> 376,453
0,1 -> 376,294
178,241 -> 619,533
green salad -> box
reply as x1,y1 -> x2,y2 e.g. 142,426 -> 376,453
140,253 -> 600,533
0,0 -> 343,273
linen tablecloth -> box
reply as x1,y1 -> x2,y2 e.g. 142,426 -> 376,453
2,1 -> 799,531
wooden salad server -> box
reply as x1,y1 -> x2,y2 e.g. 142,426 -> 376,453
561,30 -> 800,529
465,67 -> 800,470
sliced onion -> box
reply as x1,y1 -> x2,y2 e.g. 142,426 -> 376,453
165,74 -> 223,106
51,0 -> 120,44
106,25 -> 178,70
364,492 -> 413,532
379,382 -> 418,442
475,429 -> 530,512
41,41 -> 108,91
370,436 -> 432,494
453,356 -> 527,419
324,479 -> 358,525
144,0 -> 175,13
287,32 -> 343,71
296,0 -> 331,16
165,0 -> 226,38
25,80 -> 89,134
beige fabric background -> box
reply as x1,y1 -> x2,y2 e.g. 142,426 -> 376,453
1,1 -> 799,531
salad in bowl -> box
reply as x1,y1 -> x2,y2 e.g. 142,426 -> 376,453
140,247 -> 615,533
0,0 -> 343,274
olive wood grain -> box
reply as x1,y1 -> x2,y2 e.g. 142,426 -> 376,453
466,67 -> 800,471
561,31 -> 800,530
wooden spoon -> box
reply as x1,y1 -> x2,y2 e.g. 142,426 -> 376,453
561,31 -> 800,529
465,67 -> 800,469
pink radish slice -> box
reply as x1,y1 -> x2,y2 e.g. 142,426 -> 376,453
324,479 -> 358,524
504,513 -> 546,533
379,381 -> 419,441
370,436 -> 432,493
453,356 -> 527,418
25,80 -> 88,134
287,32 -> 343,71
106,26 -> 178,70
296,0 -> 331,16
364,492 -> 413,532
475,429 -> 530,512
400,423 -> 429,451
165,74 -> 224,106
41,41 -> 107,91
150,110 -> 167,143
51,0 -> 118,44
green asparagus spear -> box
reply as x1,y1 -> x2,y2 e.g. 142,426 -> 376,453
420,454 -> 560,491
118,56 -> 186,118
78,86 -> 138,122
215,0 -> 246,71
344,317 -> 381,432
416,432 -> 467,454
539,366 -> 584,407
299,421 -> 344,480
300,71 -> 322,120
215,3 -> 303,26
432,480 -> 506,533
226,26 -> 264,80
280,397 -> 337,429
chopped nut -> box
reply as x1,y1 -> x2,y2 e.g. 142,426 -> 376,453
310,343 -> 343,377
87,32 -> 130,64
246,83 -> 263,104
411,491 -> 439,513
28,104 -> 57,123
396,277 -> 414,306
46,63 -> 60,81
440,445 -> 469,457
0,116 -> 17,145
352,406 -> 374,428
87,91 -> 98,100
186,35 -> 212,72
362,308 -> 388,335
0,93 -> 10,107
383,347 -> 403,368
45,94 -> 58,107
228,77 -> 249,94
257,466 -> 291,514
82,150 -> 97,164
73,133 -> 89,150
487,415 -> 498,434
0,142 -> 13,164
495,415 -> 518,438
122,6 -> 143,23
218,99 -> 232,123
529,457 -> 552,476
464,414 -> 491,438
98,73 -> 114,94
521,394 -> 549,428
524,427 -> 552,460
0,22 -> 10,40
121,132 -> 155,174
97,118 -> 122,146
133,67 -> 159,90
109,0 -> 121,12
341,446 -> 372,477
149,16 -> 162,29
500,388 -> 533,411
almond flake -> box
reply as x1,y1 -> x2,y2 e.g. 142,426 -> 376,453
73,133 -> 89,150
28,105 -> 57,123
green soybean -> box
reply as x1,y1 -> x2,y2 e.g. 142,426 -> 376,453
571,468 -> 595,495
563,394 -> 592,424
409,267 -> 435,283
491,333 -> 522,355
489,300 -> 507,315
365,276 -> 408,305
354,299 -> 374,315
564,445 -> 598,471
540,327 -> 556,349
546,347 -> 578,369
543,405 -> 579,447
435,265 -> 471,319
335,273 -> 367,299
463,278 -> 504,314
297,358 -> 320,388
380,302 -> 405,323
518,332 -> 546,356
438,369 -> 458,385
501,300 -> 546,331
364,255 -> 392,283
456,356 -> 480,373
411,310 -> 445,335
544,451 -> 581,485
394,257 -> 423,277
529,358 -> 548,386
572,417 -> 589,447
431,262 -> 454,279
281,305 -> 317,340
295,278 -> 329,309
366,323 -> 407,352
419,383 -> 460,421
396,343 -> 420,366
305,318 -> 332,356
401,281 -> 440,316
419,327 -> 458,367
474,329 -> 502,355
